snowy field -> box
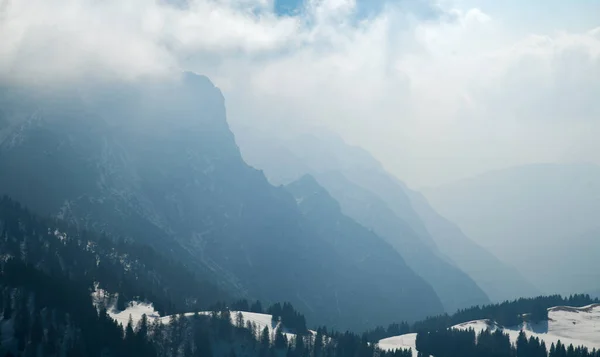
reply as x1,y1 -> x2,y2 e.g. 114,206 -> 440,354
378,304 -> 600,355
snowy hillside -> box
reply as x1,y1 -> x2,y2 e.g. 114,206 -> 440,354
378,334 -> 418,357
379,304 -> 600,355
93,289 -> 312,341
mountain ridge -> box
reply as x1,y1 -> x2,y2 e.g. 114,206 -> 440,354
233,128 -> 517,311
0,73 -> 443,330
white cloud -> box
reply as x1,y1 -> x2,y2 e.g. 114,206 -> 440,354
0,0 -> 598,186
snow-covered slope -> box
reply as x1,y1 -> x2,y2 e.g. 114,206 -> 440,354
379,304 -> 600,355
378,334 -> 418,357
95,291 -> 311,342
454,304 -> 600,350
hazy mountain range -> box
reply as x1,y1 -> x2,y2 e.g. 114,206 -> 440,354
1,71 -> 596,333
234,128 -> 538,304
0,74 -> 443,331
423,163 -> 600,295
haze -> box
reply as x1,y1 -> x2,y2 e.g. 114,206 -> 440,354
1,0 -> 599,187
3,2 -> 600,354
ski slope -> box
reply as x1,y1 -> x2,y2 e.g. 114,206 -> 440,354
378,304 -> 600,355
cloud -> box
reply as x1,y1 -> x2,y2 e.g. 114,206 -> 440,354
0,0 -> 599,186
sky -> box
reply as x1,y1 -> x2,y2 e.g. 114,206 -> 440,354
1,0 -> 599,187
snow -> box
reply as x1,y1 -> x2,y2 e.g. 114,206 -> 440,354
378,304 -> 600,355
159,311 -> 313,340
52,229 -> 67,243
378,333 -> 418,357
91,286 -> 160,328
454,304 -> 600,350
92,287 -> 313,342
110,302 -> 161,327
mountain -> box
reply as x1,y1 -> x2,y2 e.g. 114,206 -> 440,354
0,74 -> 443,330
0,195 -> 215,357
0,196 -> 414,357
285,175 -> 443,326
234,128 -> 520,311
423,163 -> 600,295
404,189 -> 539,302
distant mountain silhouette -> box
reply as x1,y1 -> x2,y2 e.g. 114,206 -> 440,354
234,128 -> 534,309
423,163 -> 600,295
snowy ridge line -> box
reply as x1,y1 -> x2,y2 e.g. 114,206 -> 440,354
549,303 -> 600,313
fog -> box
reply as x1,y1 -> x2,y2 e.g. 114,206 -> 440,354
1,0 -> 599,187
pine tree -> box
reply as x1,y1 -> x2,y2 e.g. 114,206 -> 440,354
124,315 -> 136,356
516,330 -> 528,357
251,300 -> 263,314
261,326 -> 271,349
137,314 -> 149,340
274,326 -> 287,349
116,294 -> 127,311
314,328 -> 324,357
236,312 -> 244,328
294,333 -> 305,356
550,343 -> 557,357
246,320 -> 256,338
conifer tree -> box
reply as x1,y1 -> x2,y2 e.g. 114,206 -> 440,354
274,326 -> 287,350
236,312 -> 244,328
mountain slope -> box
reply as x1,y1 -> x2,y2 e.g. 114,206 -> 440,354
404,189 -> 539,301
285,175 -> 443,326
312,171 -> 488,312
423,163 -> 600,295
0,74 -> 442,330
235,128 -> 498,311
0,194 -> 413,357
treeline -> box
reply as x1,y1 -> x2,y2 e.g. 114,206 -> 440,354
414,328 -> 600,357
228,299 -> 266,314
151,310 -> 412,357
0,258 -> 157,357
0,195 -> 415,357
365,294 -> 599,342
0,195 -> 228,316
4,194 -> 600,357
267,302 -> 308,334
213,300 -> 309,334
